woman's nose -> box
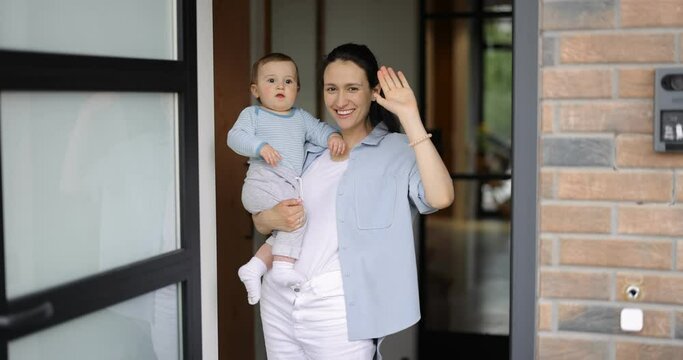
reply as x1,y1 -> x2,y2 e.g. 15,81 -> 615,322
334,92 -> 348,107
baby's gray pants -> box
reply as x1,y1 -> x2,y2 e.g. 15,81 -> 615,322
242,163 -> 304,258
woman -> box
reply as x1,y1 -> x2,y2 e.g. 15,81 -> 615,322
253,43 -> 454,359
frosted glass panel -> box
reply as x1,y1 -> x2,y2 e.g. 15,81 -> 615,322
1,92 -> 179,299
0,0 -> 176,60
9,284 -> 181,360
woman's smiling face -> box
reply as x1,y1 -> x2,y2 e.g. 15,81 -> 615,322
323,60 -> 377,134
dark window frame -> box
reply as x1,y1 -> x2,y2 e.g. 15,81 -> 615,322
0,0 -> 201,358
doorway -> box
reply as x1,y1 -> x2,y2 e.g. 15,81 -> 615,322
215,0 -> 538,358
419,0 -> 513,358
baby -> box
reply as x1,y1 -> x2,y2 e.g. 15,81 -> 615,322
227,53 -> 345,304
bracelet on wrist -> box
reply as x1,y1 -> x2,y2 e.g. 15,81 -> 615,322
409,133 -> 432,147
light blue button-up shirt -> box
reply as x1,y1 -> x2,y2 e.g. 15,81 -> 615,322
303,122 -> 437,340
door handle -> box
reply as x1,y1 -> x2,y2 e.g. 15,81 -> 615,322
0,302 -> 53,329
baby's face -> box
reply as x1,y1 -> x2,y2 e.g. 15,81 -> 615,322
251,61 -> 298,114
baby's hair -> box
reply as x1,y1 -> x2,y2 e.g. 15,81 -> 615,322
251,52 -> 300,90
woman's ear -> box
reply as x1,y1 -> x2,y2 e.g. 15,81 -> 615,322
372,85 -> 381,101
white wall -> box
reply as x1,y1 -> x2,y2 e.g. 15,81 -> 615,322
323,0 -> 419,125
197,0 -> 218,359
324,0 -> 419,94
269,0 -> 420,126
271,0 -> 318,116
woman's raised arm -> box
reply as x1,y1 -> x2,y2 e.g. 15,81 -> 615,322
374,66 -> 454,209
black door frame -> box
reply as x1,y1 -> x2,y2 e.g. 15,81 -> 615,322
417,0 -> 538,358
0,0 -> 202,358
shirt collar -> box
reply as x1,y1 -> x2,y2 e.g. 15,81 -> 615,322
360,122 -> 390,146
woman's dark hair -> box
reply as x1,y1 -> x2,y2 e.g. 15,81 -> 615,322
321,43 -> 401,133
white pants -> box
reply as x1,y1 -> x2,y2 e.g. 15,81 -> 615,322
260,270 -> 376,360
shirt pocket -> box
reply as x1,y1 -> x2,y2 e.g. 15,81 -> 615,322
354,174 -> 396,230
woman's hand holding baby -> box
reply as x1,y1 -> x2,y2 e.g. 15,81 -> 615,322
253,199 -> 305,234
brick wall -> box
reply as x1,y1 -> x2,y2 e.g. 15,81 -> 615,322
538,0 -> 683,358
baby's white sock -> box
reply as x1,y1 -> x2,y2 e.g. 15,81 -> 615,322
237,257 -> 267,305
271,261 -> 306,289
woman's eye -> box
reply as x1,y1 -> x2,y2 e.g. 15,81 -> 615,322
326,87 -> 336,93
348,87 -> 359,92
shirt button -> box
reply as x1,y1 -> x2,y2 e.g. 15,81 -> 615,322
349,301 -> 355,307
344,272 -> 350,278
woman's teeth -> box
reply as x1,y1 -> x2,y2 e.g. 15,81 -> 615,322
337,109 -> 353,115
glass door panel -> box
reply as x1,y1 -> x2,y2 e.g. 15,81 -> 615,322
421,0 -> 512,356
1,92 -> 179,299
0,0 -> 177,60
8,284 -> 181,360
0,1 -> 200,358
424,203 -> 510,334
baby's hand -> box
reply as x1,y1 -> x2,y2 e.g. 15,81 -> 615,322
328,133 -> 346,156
259,144 -> 282,166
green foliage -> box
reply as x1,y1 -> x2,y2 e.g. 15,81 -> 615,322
482,21 -> 512,144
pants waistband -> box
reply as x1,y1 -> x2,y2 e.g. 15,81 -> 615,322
296,270 -> 343,296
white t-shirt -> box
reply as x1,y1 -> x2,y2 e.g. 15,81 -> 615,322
294,149 -> 348,279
